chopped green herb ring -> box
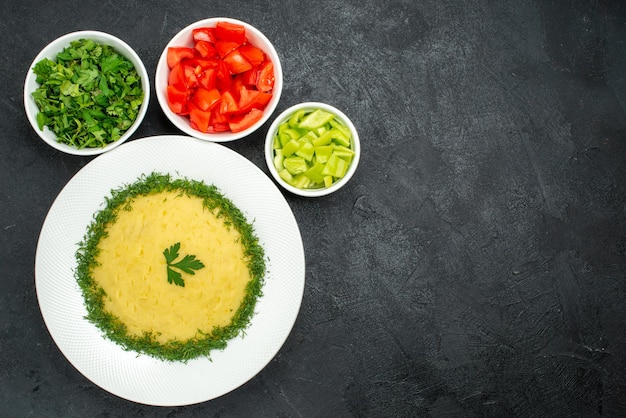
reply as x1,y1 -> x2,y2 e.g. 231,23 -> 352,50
75,172 -> 266,362
31,38 -> 144,149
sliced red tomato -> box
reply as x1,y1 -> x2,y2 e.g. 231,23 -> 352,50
223,50 -> 252,74
198,68 -> 216,90
238,45 -> 265,67
215,41 -> 240,58
231,75 -> 246,100
219,90 -> 239,114
211,107 -> 230,124
167,47 -> 195,69
168,63 -> 186,88
166,85 -> 187,114
188,56 -> 218,69
192,27 -> 216,43
236,69 -> 257,88
215,21 -> 246,44
183,64 -> 199,89
208,123 -> 231,133
237,88 -> 272,113
166,22 -> 275,134
256,60 -> 275,93
188,103 -> 212,133
215,60 -> 232,91
229,108 -> 263,133
194,40 -> 218,58
192,87 -> 221,111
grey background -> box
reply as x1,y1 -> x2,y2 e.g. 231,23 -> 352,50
2,0 -> 625,416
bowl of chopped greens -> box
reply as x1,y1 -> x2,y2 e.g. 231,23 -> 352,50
265,102 -> 360,197
24,31 -> 149,156
155,18 -> 282,142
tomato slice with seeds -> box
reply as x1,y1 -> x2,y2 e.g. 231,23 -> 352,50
183,65 -> 199,89
256,60 -> 275,93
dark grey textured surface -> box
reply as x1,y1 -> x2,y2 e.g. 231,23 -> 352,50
2,0 -> 626,416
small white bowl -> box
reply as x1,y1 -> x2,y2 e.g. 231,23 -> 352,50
265,102 -> 360,197
155,17 -> 283,142
24,31 -> 150,156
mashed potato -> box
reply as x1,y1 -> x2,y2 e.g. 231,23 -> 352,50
92,191 -> 250,343
76,173 -> 265,361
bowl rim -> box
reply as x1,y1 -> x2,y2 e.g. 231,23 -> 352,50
155,17 -> 283,143
23,30 -> 150,156
264,102 -> 360,197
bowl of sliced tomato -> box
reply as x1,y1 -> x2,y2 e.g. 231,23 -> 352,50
155,18 -> 283,142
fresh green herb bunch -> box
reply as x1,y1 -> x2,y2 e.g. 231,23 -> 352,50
31,38 -> 144,149
75,172 -> 266,362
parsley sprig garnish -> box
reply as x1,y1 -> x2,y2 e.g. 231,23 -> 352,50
163,242 -> 205,287
31,38 -> 143,149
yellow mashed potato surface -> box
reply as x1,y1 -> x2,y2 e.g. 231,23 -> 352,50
91,191 -> 250,343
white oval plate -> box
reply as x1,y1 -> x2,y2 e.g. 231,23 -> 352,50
35,135 -> 305,406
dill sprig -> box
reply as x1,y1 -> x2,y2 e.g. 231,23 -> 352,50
74,172 -> 266,362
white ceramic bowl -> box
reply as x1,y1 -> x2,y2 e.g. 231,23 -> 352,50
24,31 -> 150,156
155,17 -> 283,142
265,102 -> 360,197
